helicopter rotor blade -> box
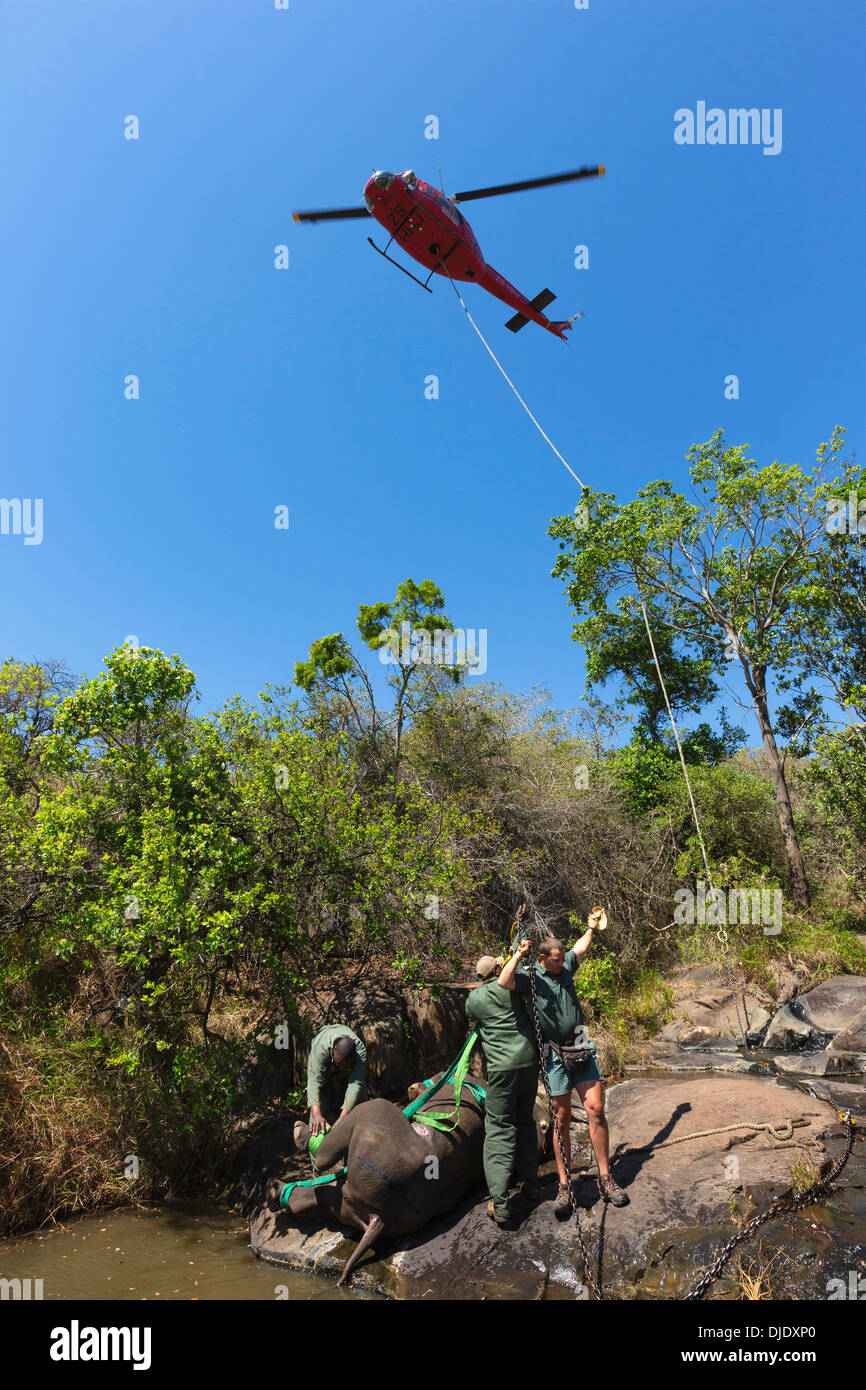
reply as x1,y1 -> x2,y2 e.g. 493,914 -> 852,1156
453,165 -> 605,205
292,206 -> 371,224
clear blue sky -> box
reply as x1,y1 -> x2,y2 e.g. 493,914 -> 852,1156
3,0 -> 864,735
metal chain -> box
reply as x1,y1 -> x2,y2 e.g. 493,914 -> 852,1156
519,936 -> 856,1303
526,949 -> 603,1301
683,1111 -> 855,1300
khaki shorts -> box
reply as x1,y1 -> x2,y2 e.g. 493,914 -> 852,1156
545,1044 -> 601,1097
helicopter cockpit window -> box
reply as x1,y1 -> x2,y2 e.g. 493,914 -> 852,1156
402,170 -> 418,188
434,190 -> 463,225
372,171 -> 394,190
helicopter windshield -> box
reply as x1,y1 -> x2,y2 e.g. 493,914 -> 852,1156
372,171 -> 394,190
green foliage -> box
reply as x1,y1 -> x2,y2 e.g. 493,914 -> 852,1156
549,427 -> 858,908
4,531 -> 866,1233
611,737 -> 677,813
573,952 -> 620,1020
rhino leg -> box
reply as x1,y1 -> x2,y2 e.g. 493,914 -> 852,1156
267,1177 -> 342,1218
336,1209 -> 385,1287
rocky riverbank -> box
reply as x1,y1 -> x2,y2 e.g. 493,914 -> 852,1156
248,968 -> 866,1299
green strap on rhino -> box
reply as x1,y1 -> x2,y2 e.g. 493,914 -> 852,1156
277,1031 -> 483,1207
401,1029 -> 484,1132
278,1166 -> 347,1209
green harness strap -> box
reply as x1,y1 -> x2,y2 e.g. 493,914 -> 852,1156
401,1029 -> 484,1132
278,1166 -> 345,1209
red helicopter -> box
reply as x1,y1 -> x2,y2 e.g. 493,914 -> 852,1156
292,165 -> 604,342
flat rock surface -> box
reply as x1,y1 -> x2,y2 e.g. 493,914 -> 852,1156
251,1074 -> 844,1298
637,1045 -> 754,1073
772,1049 -> 858,1077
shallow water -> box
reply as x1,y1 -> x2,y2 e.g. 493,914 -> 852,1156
0,1201 -> 376,1301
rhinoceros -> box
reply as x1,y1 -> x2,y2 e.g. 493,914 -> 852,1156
266,1075 -> 548,1285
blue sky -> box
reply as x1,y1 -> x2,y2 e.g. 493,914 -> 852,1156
3,0 -> 864,741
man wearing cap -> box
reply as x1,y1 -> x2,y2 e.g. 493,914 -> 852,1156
465,907 -> 542,1227
498,911 -> 629,1215
306,1024 -> 368,1136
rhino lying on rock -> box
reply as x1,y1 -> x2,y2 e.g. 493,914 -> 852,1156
264,1075 -> 547,1285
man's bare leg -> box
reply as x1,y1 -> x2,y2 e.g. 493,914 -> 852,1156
576,1079 -> 610,1175
576,1078 -> 629,1205
551,1092 -> 572,1186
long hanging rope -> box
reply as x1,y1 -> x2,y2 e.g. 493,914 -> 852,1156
638,597 -> 748,1042
441,263 -> 743,1025
442,274 -> 586,489
442,264 -> 855,1299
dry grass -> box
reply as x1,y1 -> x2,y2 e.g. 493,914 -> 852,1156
731,1247 -> 783,1300
789,1151 -> 823,1197
0,1035 -> 134,1235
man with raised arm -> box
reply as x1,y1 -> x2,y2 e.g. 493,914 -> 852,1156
465,904 -> 541,1227
498,910 -> 629,1216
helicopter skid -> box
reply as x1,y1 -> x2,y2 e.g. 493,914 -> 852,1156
366,237 -> 434,292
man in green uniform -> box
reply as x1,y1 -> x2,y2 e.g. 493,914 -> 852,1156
498,914 -> 629,1215
465,950 -> 541,1227
306,1024 -> 368,1135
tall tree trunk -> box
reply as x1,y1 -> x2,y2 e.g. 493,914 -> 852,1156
750,670 -> 810,910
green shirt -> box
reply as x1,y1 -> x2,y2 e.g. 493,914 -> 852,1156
306,1024 -> 367,1111
465,978 -> 538,1071
514,949 -> 584,1044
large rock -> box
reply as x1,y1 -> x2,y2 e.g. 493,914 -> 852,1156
803,1078 -> 866,1116
772,1050 -> 858,1077
796,977 -> 866,1035
763,1003 -> 818,1050
828,1004 -> 866,1055
251,1074 -> 842,1298
656,978 -> 771,1048
251,1182 -> 592,1299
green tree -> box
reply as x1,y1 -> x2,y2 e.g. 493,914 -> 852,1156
549,429 -> 854,909
295,578 -> 463,796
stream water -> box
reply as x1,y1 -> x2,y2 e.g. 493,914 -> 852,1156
0,1202 -> 376,1301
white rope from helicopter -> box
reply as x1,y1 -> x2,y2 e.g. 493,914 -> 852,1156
440,264 -> 746,1039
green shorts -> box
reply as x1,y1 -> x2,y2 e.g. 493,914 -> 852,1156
545,1044 -> 601,1096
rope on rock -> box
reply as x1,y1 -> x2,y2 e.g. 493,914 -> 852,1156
619,1116 -> 818,1154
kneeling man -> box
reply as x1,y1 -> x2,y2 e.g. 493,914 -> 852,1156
306,1024 -> 367,1136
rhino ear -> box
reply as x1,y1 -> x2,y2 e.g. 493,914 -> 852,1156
293,1120 -> 310,1151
